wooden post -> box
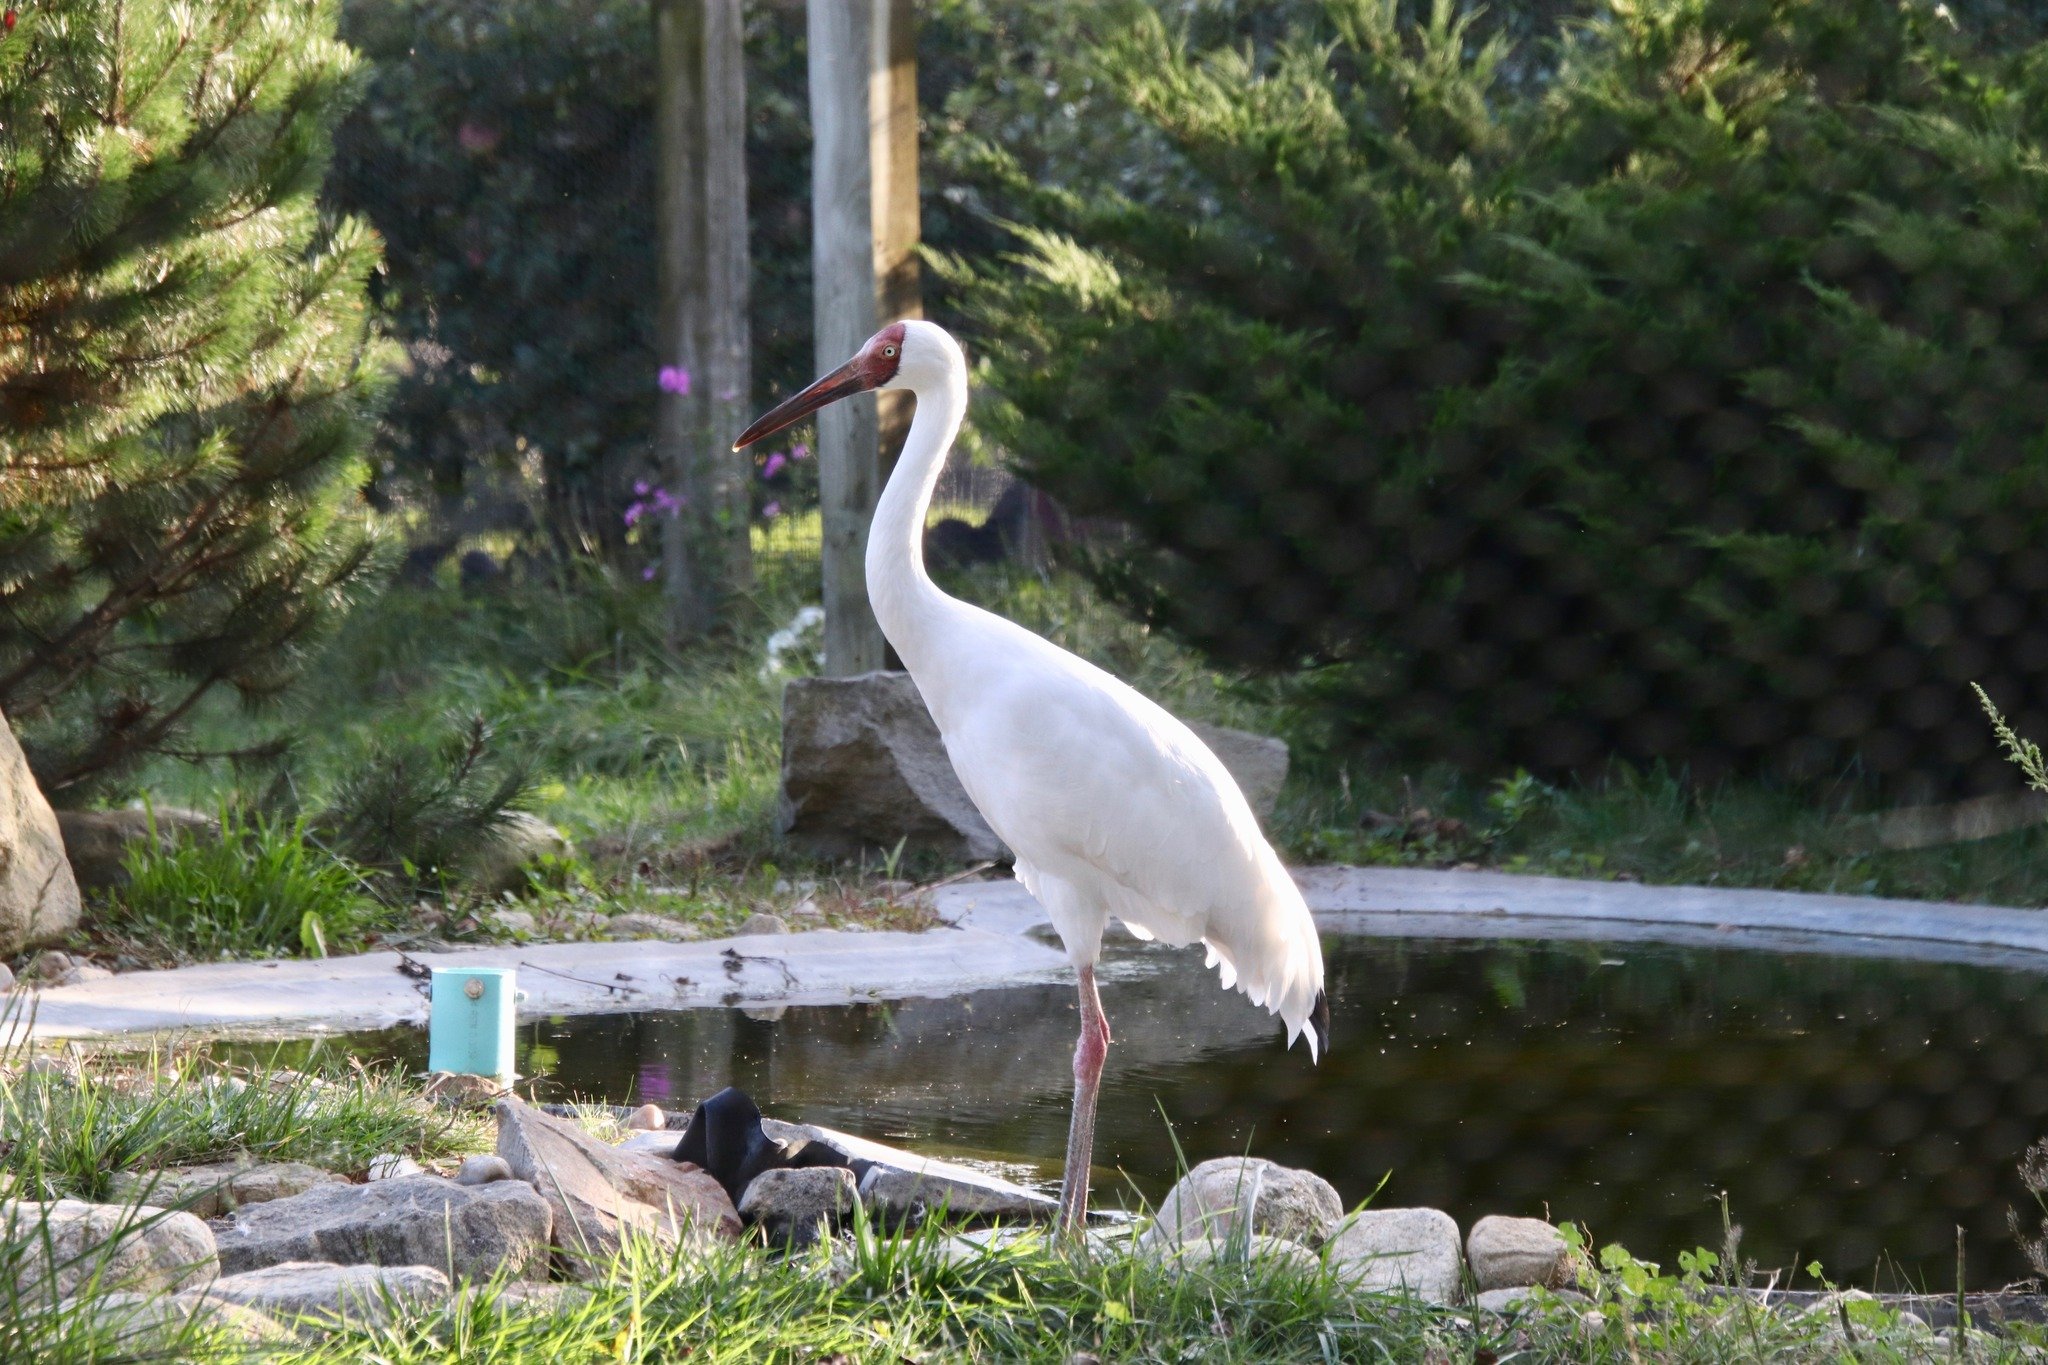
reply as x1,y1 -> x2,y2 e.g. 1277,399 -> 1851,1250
654,0 -> 753,645
872,0 -> 922,472
809,0 -> 885,675
809,0 -> 921,676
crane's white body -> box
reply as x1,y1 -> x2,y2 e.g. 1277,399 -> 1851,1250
867,322 -> 1325,1054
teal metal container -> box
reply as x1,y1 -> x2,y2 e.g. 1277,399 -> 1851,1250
427,967 -> 518,1079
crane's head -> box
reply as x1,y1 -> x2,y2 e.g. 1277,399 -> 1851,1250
732,322 -> 910,451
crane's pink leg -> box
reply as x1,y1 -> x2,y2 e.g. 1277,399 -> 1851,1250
1056,964 -> 1111,1239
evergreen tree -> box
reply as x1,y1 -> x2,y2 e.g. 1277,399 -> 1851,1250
948,0 -> 2048,795
0,0 -> 396,797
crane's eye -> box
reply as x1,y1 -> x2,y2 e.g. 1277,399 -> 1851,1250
883,345 -> 897,358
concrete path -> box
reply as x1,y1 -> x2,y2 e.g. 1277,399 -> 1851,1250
15,865 -> 2048,1042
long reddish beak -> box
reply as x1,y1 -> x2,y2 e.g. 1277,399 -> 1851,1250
731,359 -> 871,451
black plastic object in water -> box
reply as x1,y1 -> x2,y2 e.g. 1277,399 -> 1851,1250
671,1085 -> 859,1205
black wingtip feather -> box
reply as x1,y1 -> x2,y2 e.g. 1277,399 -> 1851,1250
1312,988 -> 1331,1058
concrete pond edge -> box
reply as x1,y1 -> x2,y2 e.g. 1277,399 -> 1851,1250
15,864 -> 2048,1042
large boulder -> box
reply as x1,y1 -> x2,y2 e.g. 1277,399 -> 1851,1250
0,711 -> 79,953
779,672 -> 1291,860
209,1175 -> 551,1281
1142,1232 -> 1324,1277
3,1198 -> 217,1301
54,805 -> 217,894
1466,1215 -> 1575,1292
107,1161 -> 345,1221
495,1096 -> 740,1276
1139,1157 -> 1344,1252
200,1261 -> 451,1330
1327,1207 -> 1464,1304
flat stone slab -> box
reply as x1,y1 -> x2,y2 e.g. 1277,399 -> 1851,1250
15,922 -> 1069,1042
22,863 -> 2048,1042
940,866 -> 2048,972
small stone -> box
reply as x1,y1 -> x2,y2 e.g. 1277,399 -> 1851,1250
368,1153 -> 425,1181
608,912 -> 701,941
1467,1214 -> 1573,1291
739,1167 -> 857,1248
27,950 -> 72,980
736,912 -> 787,937
1477,1286 -> 1563,1315
490,909 -> 538,936
0,962 -> 14,991
1140,1157 -> 1343,1251
624,1103 -> 667,1131
1328,1207 -> 1464,1305
200,1260 -> 450,1330
788,897 -> 822,919
62,962 -> 113,984
454,1155 -> 514,1187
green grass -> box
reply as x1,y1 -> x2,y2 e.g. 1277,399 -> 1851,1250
100,809 -> 389,962
0,1043 -> 488,1202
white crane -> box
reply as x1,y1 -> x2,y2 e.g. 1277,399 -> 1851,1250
734,320 -> 1328,1235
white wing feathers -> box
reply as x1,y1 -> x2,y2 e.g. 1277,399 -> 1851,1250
918,605 -> 1328,1061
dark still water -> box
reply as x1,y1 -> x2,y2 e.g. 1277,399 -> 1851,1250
289,937 -> 2048,1288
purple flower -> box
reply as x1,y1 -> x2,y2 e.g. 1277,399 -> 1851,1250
762,500 -> 781,520
634,480 -> 650,496
641,563 -> 658,581
623,502 -> 643,527
658,365 -> 691,395
790,442 -> 811,461
761,452 -> 787,480
651,488 -> 683,517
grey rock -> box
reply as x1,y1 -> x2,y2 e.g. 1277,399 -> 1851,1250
455,1155 -> 515,1186
65,1289 -> 287,1348
1185,722 -> 1290,820
1467,1215 -> 1573,1291
495,1096 -> 739,1276
739,1167 -> 857,1248
616,1131 -> 684,1157
778,674 -> 1292,863
3,1198 -> 217,1300
736,912 -> 788,937
24,950 -> 110,986
1139,1157 -> 1344,1251
1476,1286 -> 1583,1315
762,1117 -> 1058,1226
202,1260 -> 450,1330
0,961 -> 12,991
54,805 -> 216,895
0,716 -> 75,949
210,1174 -> 551,1281
491,909 -> 539,936
859,1164 -> 1054,1225
1328,1207 -> 1464,1304
463,812 -> 571,895
778,671 -> 1007,861
107,1161 -> 345,1220
368,1153 -> 425,1181
607,912 -> 700,941
1144,1232 -> 1323,1276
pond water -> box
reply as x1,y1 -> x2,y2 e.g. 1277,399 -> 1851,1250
261,935 -> 2048,1288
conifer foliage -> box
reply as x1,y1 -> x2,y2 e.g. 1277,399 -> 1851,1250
951,0 -> 2048,794
0,0 -> 394,796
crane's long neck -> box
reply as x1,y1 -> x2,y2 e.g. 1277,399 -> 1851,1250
865,361 -> 968,672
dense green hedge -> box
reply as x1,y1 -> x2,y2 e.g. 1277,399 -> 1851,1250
948,0 -> 2048,795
